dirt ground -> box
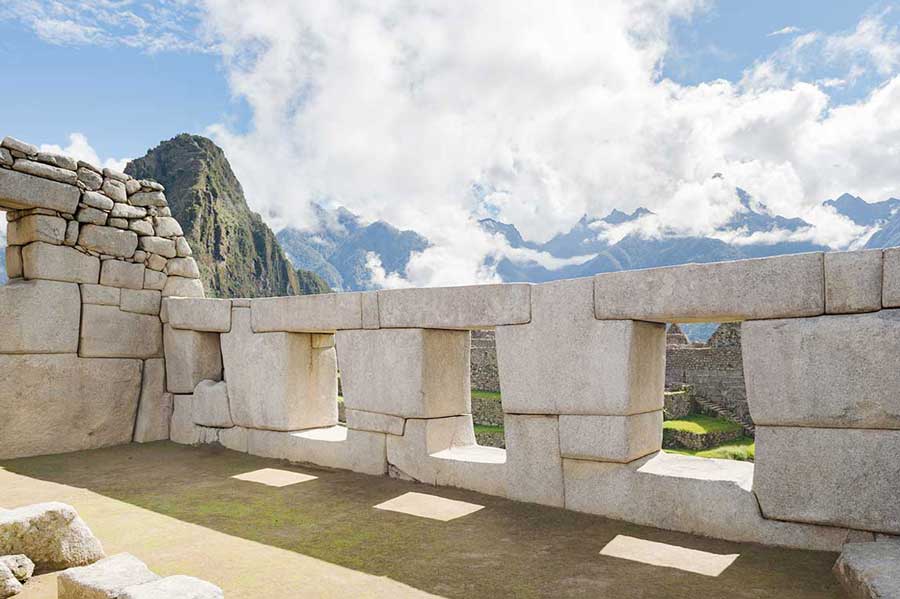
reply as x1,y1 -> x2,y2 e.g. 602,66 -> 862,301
1,442 -> 842,598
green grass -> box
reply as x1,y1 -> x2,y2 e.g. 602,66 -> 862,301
474,424 -> 504,434
662,414 -> 742,434
472,390 -> 502,401
665,437 -> 755,461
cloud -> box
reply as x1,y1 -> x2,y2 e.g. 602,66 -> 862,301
768,26 -> 801,37
39,133 -> 130,172
199,1 -> 900,286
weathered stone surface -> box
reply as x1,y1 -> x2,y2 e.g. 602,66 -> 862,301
559,411 -> 663,463
163,326 -> 221,394
166,298 -> 231,332
170,394 -> 201,445
0,147 -> 11,166
247,426 -> 388,476
175,236 -> 191,257
754,426 -> 900,534
101,178 -> 126,203
744,311 -> 900,428
120,575 -> 223,599
142,269 -> 166,291
78,169 -> 103,191
81,191 -> 113,211
594,252 -> 825,322
336,328 -> 471,418
103,168 -> 129,182
0,167 -> 80,213
128,219 -> 154,236
22,242 -> 99,283
387,416 -> 506,497
133,359 -> 172,443
78,225 -> 138,258
120,289 -> 161,316
162,275 -> 204,298
57,553 -> 158,599
65,220 -> 79,245
0,562 -> 22,598
80,284 -> 120,306
12,158 -> 78,185
76,206 -> 108,226
0,279 -> 80,353
99,260 -> 144,290
7,214 -> 66,245
504,415 -> 564,507
377,284 -> 532,329
192,380 -> 233,428
497,278 -> 665,415
138,236 -> 175,258
222,308 -> 338,431
883,247 -> 900,308
5,246 -> 22,279
1,137 -> 37,156
165,257 -> 199,279
146,254 -> 167,271
0,555 -> 33,583
0,355 -> 142,458
218,425 -> 250,453
128,191 -> 167,208
153,216 -> 182,237
361,291 -> 379,329
0,502 -> 105,570
251,292 -> 363,332
345,409 -> 405,436
37,152 -> 77,171
834,542 -> 900,599
825,249 -> 883,314
564,452 -> 852,551
109,203 -> 145,219
79,305 -> 162,358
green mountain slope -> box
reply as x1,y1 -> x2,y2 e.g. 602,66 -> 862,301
125,134 -> 301,298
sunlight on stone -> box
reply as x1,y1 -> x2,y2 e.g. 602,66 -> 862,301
374,492 -> 485,521
231,468 -> 318,488
599,535 -> 739,577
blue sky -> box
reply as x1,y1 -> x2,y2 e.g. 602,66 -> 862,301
1,1 -> 899,286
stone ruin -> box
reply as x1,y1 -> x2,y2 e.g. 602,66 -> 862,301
2,137 -> 900,594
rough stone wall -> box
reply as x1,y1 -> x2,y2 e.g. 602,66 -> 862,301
470,329 -> 500,392
0,136 -> 203,459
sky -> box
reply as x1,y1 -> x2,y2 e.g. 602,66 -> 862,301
1,1 -> 900,286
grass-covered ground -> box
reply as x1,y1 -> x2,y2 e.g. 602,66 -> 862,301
474,424 -> 504,434
662,414 -> 743,435
664,437 -> 755,461
472,390 -> 502,401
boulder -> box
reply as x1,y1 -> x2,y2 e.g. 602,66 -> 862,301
11,159 -> 77,185
833,542 -> 900,599
0,563 -> 21,599
138,236 -> 175,258
153,217 -> 182,237
57,553 -> 158,599
0,503 -> 105,570
0,555 -> 33,582
120,575 -> 223,599
81,191 -> 113,211
78,225 -> 138,258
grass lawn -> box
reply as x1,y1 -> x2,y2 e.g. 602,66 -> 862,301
472,390 -> 502,401
662,414 -> 743,435
474,424 -> 504,434
665,436 -> 755,461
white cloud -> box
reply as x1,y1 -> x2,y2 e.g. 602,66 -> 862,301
39,133 -> 130,172
768,26 -> 801,37
198,1 -> 900,286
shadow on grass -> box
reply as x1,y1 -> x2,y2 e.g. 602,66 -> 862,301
2,442 -> 841,599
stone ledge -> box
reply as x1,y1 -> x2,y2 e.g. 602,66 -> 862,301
166,298 -> 232,332
376,284 -> 532,329
250,292 -> 363,332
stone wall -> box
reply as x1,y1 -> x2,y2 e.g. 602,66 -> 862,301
470,329 -> 499,392
0,136 -> 203,458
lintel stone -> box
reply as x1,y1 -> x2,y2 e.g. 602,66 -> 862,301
825,249 -> 883,314
250,292 -> 363,332
377,283 -> 531,329
166,298 -> 232,332
0,167 -> 80,213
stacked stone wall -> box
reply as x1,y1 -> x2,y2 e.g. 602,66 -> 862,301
665,342 -> 749,424
0,136 -> 203,458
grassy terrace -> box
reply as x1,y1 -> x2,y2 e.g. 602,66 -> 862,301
662,414 -> 743,435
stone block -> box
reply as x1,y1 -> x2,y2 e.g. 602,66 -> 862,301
162,275 -> 204,298
169,394 -> 208,445
345,409 -> 405,436
222,308 -> 338,431
192,380 -> 233,428
1,136 -> 37,155
218,425 -> 249,453
0,279 -> 81,353
162,326 -> 222,393
593,252 -> 825,322
133,358 -> 172,443
250,292 -> 363,332
81,284 -> 120,306
833,542 -> 900,599
311,333 -> 334,349
76,206 -> 108,226
497,278 -> 665,415
0,355 -> 142,459
101,179 -> 126,203
386,416 -> 506,497
825,249 -> 883,314
23,242 -> 100,284
0,555 -> 33,583
754,426 -> 900,534
883,247 -> 900,308
7,214 -> 66,245
81,191 -> 113,211
0,167 -> 80,213
165,257 -> 198,278
166,298 -> 232,332
336,328 -> 471,418
0,502 -> 105,570
100,260 -> 145,290
120,289 -> 161,316
504,415 -> 564,507
57,553 -> 159,599
0,561 -> 22,597
79,305 -> 162,358
5,245 -> 22,279
361,291 -> 379,329
138,236 -> 175,258
563,452 -> 853,551
142,269 -> 166,291
120,575 -> 224,599
153,216 -> 182,237
12,159 -> 77,184
247,426 -> 387,476
377,284 -> 531,329
65,220 -> 79,245
129,191 -> 166,208
744,311 -> 900,428
558,411 -> 663,463
78,225 -> 138,258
